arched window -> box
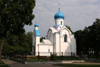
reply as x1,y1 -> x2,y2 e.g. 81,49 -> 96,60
64,35 -> 67,42
61,21 -> 62,25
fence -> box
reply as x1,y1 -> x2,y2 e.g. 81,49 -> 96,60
2,52 -> 100,62
6,52 -> 78,62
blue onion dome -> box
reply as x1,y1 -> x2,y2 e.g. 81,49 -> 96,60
54,10 -> 65,19
34,23 -> 39,27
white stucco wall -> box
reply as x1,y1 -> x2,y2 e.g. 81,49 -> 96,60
61,38 -> 72,56
35,44 -> 53,56
48,30 -> 53,43
54,33 -> 60,56
61,28 -> 71,43
60,28 -> 76,56
55,19 -> 64,26
70,35 -> 76,55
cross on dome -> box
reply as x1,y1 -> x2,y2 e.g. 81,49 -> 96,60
58,3 -> 60,11
54,3 -> 65,19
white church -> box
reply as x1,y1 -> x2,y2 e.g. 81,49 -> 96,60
32,9 -> 76,56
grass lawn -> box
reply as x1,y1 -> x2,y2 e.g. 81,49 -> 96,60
54,64 -> 100,67
26,57 -> 50,61
0,65 -> 10,67
26,58 -> 38,61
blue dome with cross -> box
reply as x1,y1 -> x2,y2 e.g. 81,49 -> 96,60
54,10 -> 65,19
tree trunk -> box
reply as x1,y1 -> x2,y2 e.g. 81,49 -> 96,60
0,37 -> 5,61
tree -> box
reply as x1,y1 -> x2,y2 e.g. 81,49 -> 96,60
90,19 -> 100,57
2,31 -> 33,57
40,37 -> 45,42
65,25 -> 74,34
25,32 -> 33,54
74,19 -> 100,56
0,0 -> 35,61
74,30 -> 83,54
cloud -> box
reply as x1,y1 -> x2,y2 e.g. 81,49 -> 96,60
24,0 -> 100,37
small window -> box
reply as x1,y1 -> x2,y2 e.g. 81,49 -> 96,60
61,21 -> 62,25
64,35 -> 67,42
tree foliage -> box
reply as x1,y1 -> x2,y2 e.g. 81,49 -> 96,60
65,25 -> 73,34
40,37 -> 45,42
74,19 -> 100,55
0,0 -> 35,61
2,31 -> 33,56
0,0 -> 35,36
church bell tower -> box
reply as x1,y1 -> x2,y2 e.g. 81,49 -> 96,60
54,8 -> 65,31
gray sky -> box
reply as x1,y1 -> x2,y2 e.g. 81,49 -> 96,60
24,0 -> 100,37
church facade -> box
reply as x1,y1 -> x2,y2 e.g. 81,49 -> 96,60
32,10 -> 76,56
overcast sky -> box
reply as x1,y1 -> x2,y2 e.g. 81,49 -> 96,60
24,0 -> 100,37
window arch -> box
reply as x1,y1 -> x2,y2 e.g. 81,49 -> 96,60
64,35 -> 67,42
61,21 -> 62,25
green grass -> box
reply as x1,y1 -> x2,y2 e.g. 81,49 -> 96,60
26,57 -> 50,61
0,65 -> 10,67
26,56 -> 80,61
26,58 -> 38,61
54,64 -> 100,67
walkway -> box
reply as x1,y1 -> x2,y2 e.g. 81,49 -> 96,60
2,59 -> 61,67
2,59 -> 100,67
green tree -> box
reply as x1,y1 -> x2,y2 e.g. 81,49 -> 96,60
26,32 -> 33,53
90,19 -> 100,57
65,25 -> 74,34
40,37 -> 45,42
0,0 -> 35,61
74,30 -> 83,54
75,19 -> 100,56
